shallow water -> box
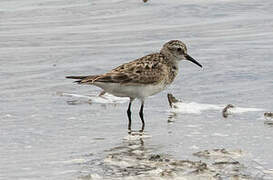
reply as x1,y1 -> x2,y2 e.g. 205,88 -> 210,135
1,0 -> 273,179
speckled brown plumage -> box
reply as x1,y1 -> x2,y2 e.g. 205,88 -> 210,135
77,53 -> 178,86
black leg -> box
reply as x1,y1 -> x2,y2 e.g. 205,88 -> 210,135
127,99 -> 133,131
139,100 -> 145,132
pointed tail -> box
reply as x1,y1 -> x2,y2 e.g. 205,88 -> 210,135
66,75 -> 99,83
66,76 -> 88,83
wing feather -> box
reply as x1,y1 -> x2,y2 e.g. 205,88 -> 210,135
73,53 -> 169,85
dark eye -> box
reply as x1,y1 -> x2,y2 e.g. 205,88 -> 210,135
177,48 -> 182,52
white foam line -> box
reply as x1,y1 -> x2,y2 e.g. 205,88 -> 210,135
60,92 -> 128,104
170,102 -> 264,114
61,92 -> 265,114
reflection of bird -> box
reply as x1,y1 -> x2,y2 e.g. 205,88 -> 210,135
67,40 -> 202,131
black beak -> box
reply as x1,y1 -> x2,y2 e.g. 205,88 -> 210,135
185,54 -> 202,68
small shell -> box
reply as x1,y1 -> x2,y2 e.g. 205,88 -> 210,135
264,112 -> 273,118
222,104 -> 235,118
264,112 -> 273,125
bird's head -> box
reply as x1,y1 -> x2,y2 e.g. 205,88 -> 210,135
160,40 -> 202,68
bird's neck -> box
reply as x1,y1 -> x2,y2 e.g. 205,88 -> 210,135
159,51 -> 179,68
159,52 -> 179,85
169,61 -> 179,83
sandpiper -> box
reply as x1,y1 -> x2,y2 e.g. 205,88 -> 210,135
66,40 -> 202,131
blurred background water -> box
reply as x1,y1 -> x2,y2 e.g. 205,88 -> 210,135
0,0 -> 273,179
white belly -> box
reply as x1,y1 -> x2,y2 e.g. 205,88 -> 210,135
94,82 -> 166,99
